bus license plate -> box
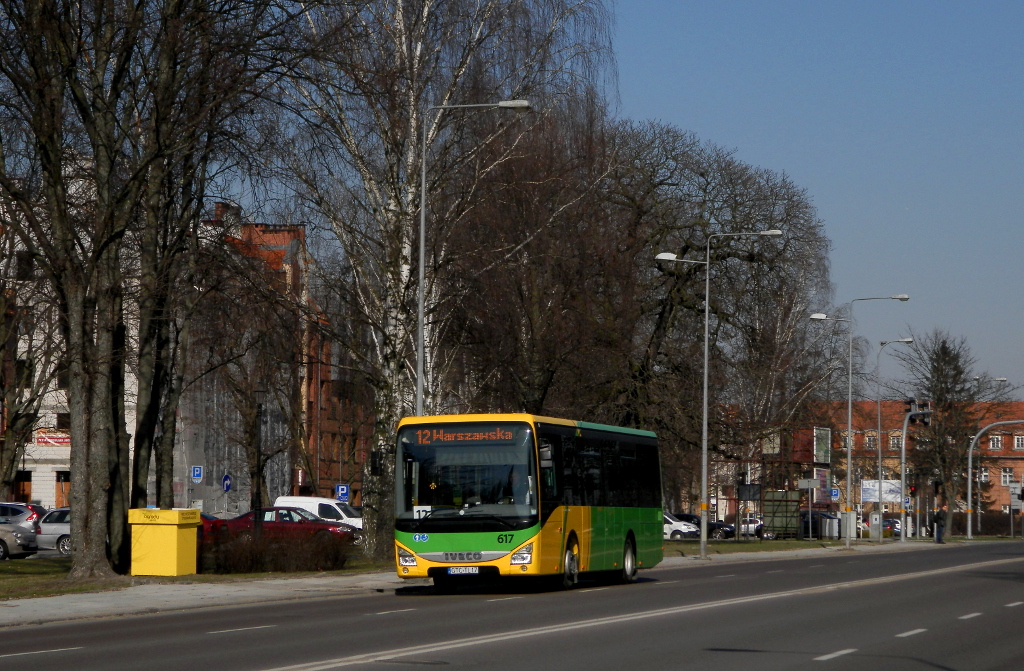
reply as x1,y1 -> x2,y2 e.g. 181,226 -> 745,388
447,566 -> 479,575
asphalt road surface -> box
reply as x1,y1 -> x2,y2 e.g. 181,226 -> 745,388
5,542 -> 1024,671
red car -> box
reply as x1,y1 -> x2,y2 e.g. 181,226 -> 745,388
216,507 -> 360,545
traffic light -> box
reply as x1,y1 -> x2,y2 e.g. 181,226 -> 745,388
909,484 -> 917,496
919,400 -> 931,426
906,397 -> 918,423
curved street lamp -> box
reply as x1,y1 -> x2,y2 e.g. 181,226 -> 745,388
416,99 -> 531,416
874,337 -> 913,542
810,294 -> 909,548
655,228 -> 783,560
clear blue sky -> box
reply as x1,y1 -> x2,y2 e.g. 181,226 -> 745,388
613,1 -> 1024,391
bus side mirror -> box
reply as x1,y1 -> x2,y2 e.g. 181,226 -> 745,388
539,447 -> 553,468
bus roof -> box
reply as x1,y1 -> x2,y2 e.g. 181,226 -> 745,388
397,413 -> 657,439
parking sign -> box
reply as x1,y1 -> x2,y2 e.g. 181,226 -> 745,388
191,465 -> 204,484
335,484 -> 349,502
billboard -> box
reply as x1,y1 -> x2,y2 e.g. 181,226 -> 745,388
861,479 -> 902,503
814,427 -> 831,463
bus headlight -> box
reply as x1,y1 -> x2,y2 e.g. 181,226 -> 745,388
398,547 -> 418,566
510,543 -> 533,565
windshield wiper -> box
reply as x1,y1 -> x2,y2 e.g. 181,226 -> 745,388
408,509 -> 448,529
457,512 -> 517,528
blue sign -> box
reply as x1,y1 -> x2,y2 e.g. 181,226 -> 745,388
335,484 -> 350,502
191,465 -> 204,484
830,487 -> 840,500
222,474 -> 232,493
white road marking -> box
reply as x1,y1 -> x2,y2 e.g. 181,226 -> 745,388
1007,602 -> 1023,607
578,587 -> 608,593
256,555 -> 1024,671
376,609 -> 416,615
656,580 -> 679,585
815,649 -> 856,661
0,647 -> 83,659
487,597 -> 524,602
896,629 -> 927,638
958,612 -> 982,620
809,565 -> 825,568
208,625 -> 276,634
766,569 -> 784,573
715,574 -> 736,578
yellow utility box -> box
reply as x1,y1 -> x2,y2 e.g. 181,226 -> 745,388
128,508 -> 202,576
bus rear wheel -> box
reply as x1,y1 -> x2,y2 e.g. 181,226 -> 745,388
561,542 -> 579,589
620,539 -> 637,583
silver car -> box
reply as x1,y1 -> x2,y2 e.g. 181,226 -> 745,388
38,507 -> 72,555
0,503 -> 41,536
0,523 -> 38,559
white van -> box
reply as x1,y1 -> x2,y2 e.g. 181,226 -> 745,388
274,496 -> 363,529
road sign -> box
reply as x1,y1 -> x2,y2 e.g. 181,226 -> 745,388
222,473 -> 232,493
335,484 -> 350,502
798,478 -> 820,489
830,487 -> 840,501
191,465 -> 203,484
905,497 -> 911,506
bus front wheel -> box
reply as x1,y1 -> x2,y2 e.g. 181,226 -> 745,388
620,539 -> 638,584
561,542 -> 579,589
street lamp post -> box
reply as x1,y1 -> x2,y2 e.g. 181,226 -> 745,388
966,416 -> 1019,540
811,294 -> 909,548
416,99 -> 530,417
655,228 -> 783,560
966,377 -> 1007,536
253,388 -> 266,537
875,338 -> 913,542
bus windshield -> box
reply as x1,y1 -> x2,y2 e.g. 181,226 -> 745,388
396,422 -> 537,531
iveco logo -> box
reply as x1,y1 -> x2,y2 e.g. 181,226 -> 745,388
444,551 -> 484,562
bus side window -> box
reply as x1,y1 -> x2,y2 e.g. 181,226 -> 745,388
539,436 -> 558,501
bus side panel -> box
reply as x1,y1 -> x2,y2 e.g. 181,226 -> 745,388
636,507 -> 664,568
537,505 -> 594,575
565,505 -> 593,572
538,505 -> 568,575
587,507 -> 610,570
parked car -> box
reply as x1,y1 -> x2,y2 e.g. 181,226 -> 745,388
37,507 -> 72,555
671,512 -> 735,539
274,496 -> 363,529
0,523 -> 38,559
222,507 -> 361,545
0,503 -> 42,537
882,517 -> 914,537
737,520 -> 774,540
663,513 -> 699,540
799,510 -> 841,538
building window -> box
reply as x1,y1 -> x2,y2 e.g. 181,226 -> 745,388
1001,467 -> 1013,486
1015,436 -> 1024,451
980,469 -> 990,483
56,413 -> 71,431
15,250 -> 35,281
1003,505 -> 1010,514
865,435 -> 878,451
990,435 -> 1004,451
889,434 -> 901,451
14,359 -> 33,389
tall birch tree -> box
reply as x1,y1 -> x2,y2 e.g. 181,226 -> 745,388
282,0 -> 611,558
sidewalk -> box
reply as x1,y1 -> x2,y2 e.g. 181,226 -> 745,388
1,540 -> 949,627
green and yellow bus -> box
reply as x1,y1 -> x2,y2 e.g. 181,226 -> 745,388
394,413 -> 663,588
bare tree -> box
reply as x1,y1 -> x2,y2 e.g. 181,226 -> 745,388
281,0 -> 612,559
0,0 -> 298,576
891,328 -> 1014,508
0,220 -> 62,501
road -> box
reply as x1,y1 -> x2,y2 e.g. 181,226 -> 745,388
5,542 -> 1024,670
